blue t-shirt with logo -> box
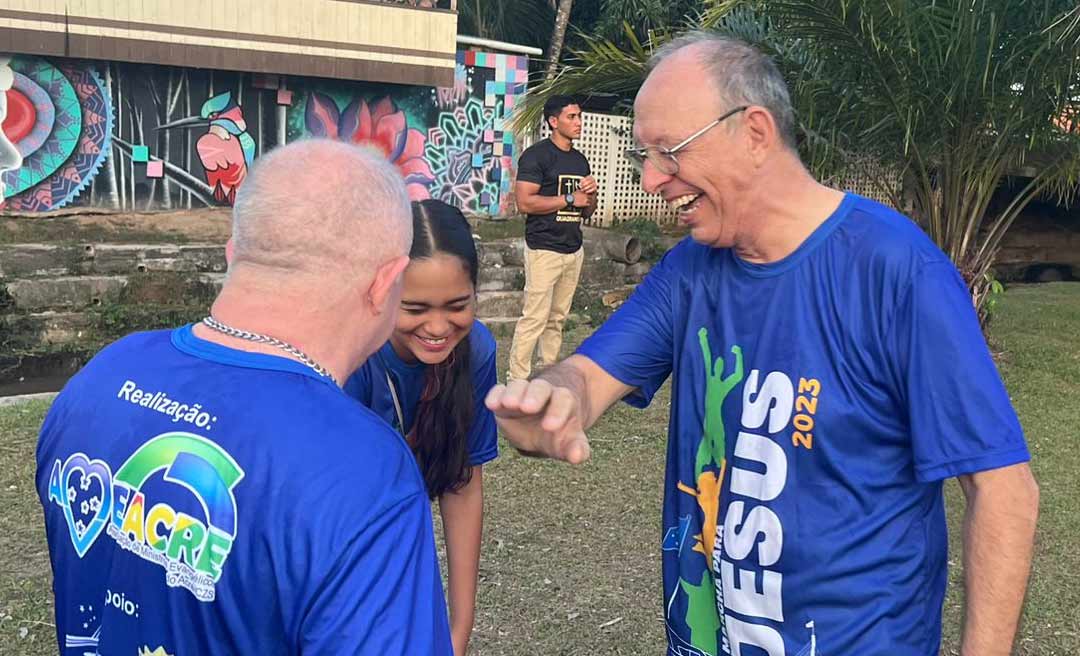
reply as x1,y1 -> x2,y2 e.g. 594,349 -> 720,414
576,194 -> 1029,656
37,326 -> 452,656
344,320 -> 499,469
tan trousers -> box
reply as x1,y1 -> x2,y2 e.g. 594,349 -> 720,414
508,246 -> 585,380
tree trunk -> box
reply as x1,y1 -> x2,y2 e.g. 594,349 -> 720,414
545,0 -> 574,81
102,64 -> 120,209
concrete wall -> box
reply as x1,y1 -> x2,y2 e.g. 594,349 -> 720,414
0,47 -> 527,216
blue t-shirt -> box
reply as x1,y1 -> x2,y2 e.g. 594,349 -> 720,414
344,320 -> 499,469
577,194 -> 1029,656
36,326 -> 452,656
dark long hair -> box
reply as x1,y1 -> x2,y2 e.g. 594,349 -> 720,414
409,199 -> 478,499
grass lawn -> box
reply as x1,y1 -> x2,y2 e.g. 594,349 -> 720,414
2,283 -> 1078,655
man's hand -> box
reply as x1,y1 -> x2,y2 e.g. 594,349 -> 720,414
579,175 -> 598,196
572,189 -> 592,208
485,378 -> 591,464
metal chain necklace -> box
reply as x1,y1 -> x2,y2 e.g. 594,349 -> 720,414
201,316 -> 339,386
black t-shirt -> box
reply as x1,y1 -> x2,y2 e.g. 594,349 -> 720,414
516,138 -> 591,253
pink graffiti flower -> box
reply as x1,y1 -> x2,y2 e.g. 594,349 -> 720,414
306,93 -> 434,200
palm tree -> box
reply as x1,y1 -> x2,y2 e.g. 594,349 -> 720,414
516,0 -> 1080,323
546,0 -> 577,81
458,0 -> 554,52
590,0 -> 705,47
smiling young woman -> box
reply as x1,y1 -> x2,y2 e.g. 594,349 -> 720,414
344,199 -> 497,656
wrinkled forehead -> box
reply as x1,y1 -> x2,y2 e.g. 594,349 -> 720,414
632,56 -> 722,146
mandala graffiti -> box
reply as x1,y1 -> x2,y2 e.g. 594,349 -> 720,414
0,56 -> 114,211
426,97 -> 501,214
7,62 -> 113,212
433,63 -> 471,110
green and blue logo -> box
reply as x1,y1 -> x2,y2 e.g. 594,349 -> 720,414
48,432 -> 245,601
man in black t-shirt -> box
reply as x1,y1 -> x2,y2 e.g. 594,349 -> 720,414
508,95 -> 597,380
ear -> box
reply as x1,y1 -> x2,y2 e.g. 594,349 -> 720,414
367,255 -> 410,316
743,106 -> 780,165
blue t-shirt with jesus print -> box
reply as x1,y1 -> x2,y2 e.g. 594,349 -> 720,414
576,194 -> 1029,656
37,325 -> 452,656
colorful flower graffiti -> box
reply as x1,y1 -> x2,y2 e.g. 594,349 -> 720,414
305,93 -> 434,200
292,50 -> 529,215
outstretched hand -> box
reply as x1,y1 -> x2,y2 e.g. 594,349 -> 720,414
484,378 -> 591,464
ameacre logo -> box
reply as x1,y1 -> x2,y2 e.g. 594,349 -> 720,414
48,432 -> 245,602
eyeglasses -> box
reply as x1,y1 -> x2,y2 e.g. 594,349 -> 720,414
624,106 -> 749,176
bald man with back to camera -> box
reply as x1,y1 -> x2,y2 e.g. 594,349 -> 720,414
37,139 -> 453,655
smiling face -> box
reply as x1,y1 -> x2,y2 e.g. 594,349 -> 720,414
389,253 -> 475,365
633,50 -> 756,249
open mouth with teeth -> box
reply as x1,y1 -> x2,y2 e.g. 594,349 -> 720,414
416,335 -> 449,346
670,193 -> 704,216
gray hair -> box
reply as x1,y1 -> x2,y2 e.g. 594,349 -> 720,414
230,138 -> 412,283
647,31 -> 797,149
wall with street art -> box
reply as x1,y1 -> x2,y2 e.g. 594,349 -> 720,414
0,50 -> 529,216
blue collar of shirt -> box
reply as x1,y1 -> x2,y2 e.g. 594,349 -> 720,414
731,192 -> 856,278
171,324 -> 341,390
376,340 -> 428,378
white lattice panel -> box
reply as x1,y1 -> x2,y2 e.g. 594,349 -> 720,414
533,113 -> 905,226
829,157 -> 902,208
538,112 -> 676,227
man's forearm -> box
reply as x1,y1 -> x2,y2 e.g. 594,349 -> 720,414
959,466 -> 1039,656
519,193 -> 569,215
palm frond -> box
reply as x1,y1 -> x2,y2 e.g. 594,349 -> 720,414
511,24 -> 656,134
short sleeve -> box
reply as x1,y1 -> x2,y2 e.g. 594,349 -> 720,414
516,145 -> 544,185
467,325 -> 499,466
888,261 -> 1030,482
298,492 -> 452,654
575,246 -> 678,407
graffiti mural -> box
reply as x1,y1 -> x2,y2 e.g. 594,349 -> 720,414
0,57 -> 112,211
289,49 -> 529,215
159,91 -> 257,205
426,97 -> 501,211
0,54 -> 274,212
444,50 -> 529,215
96,65 -> 273,210
1,48 -> 529,215
304,93 -> 434,200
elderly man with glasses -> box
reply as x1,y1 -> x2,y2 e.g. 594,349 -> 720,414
486,32 -> 1038,656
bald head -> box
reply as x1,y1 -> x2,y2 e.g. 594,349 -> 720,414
644,32 -> 797,149
230,139 -> 412,283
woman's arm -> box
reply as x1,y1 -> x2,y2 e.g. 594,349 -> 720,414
439,465 -> 484,655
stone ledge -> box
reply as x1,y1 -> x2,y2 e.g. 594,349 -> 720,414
0,243 -> 227,278
3,273 -> 225,311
